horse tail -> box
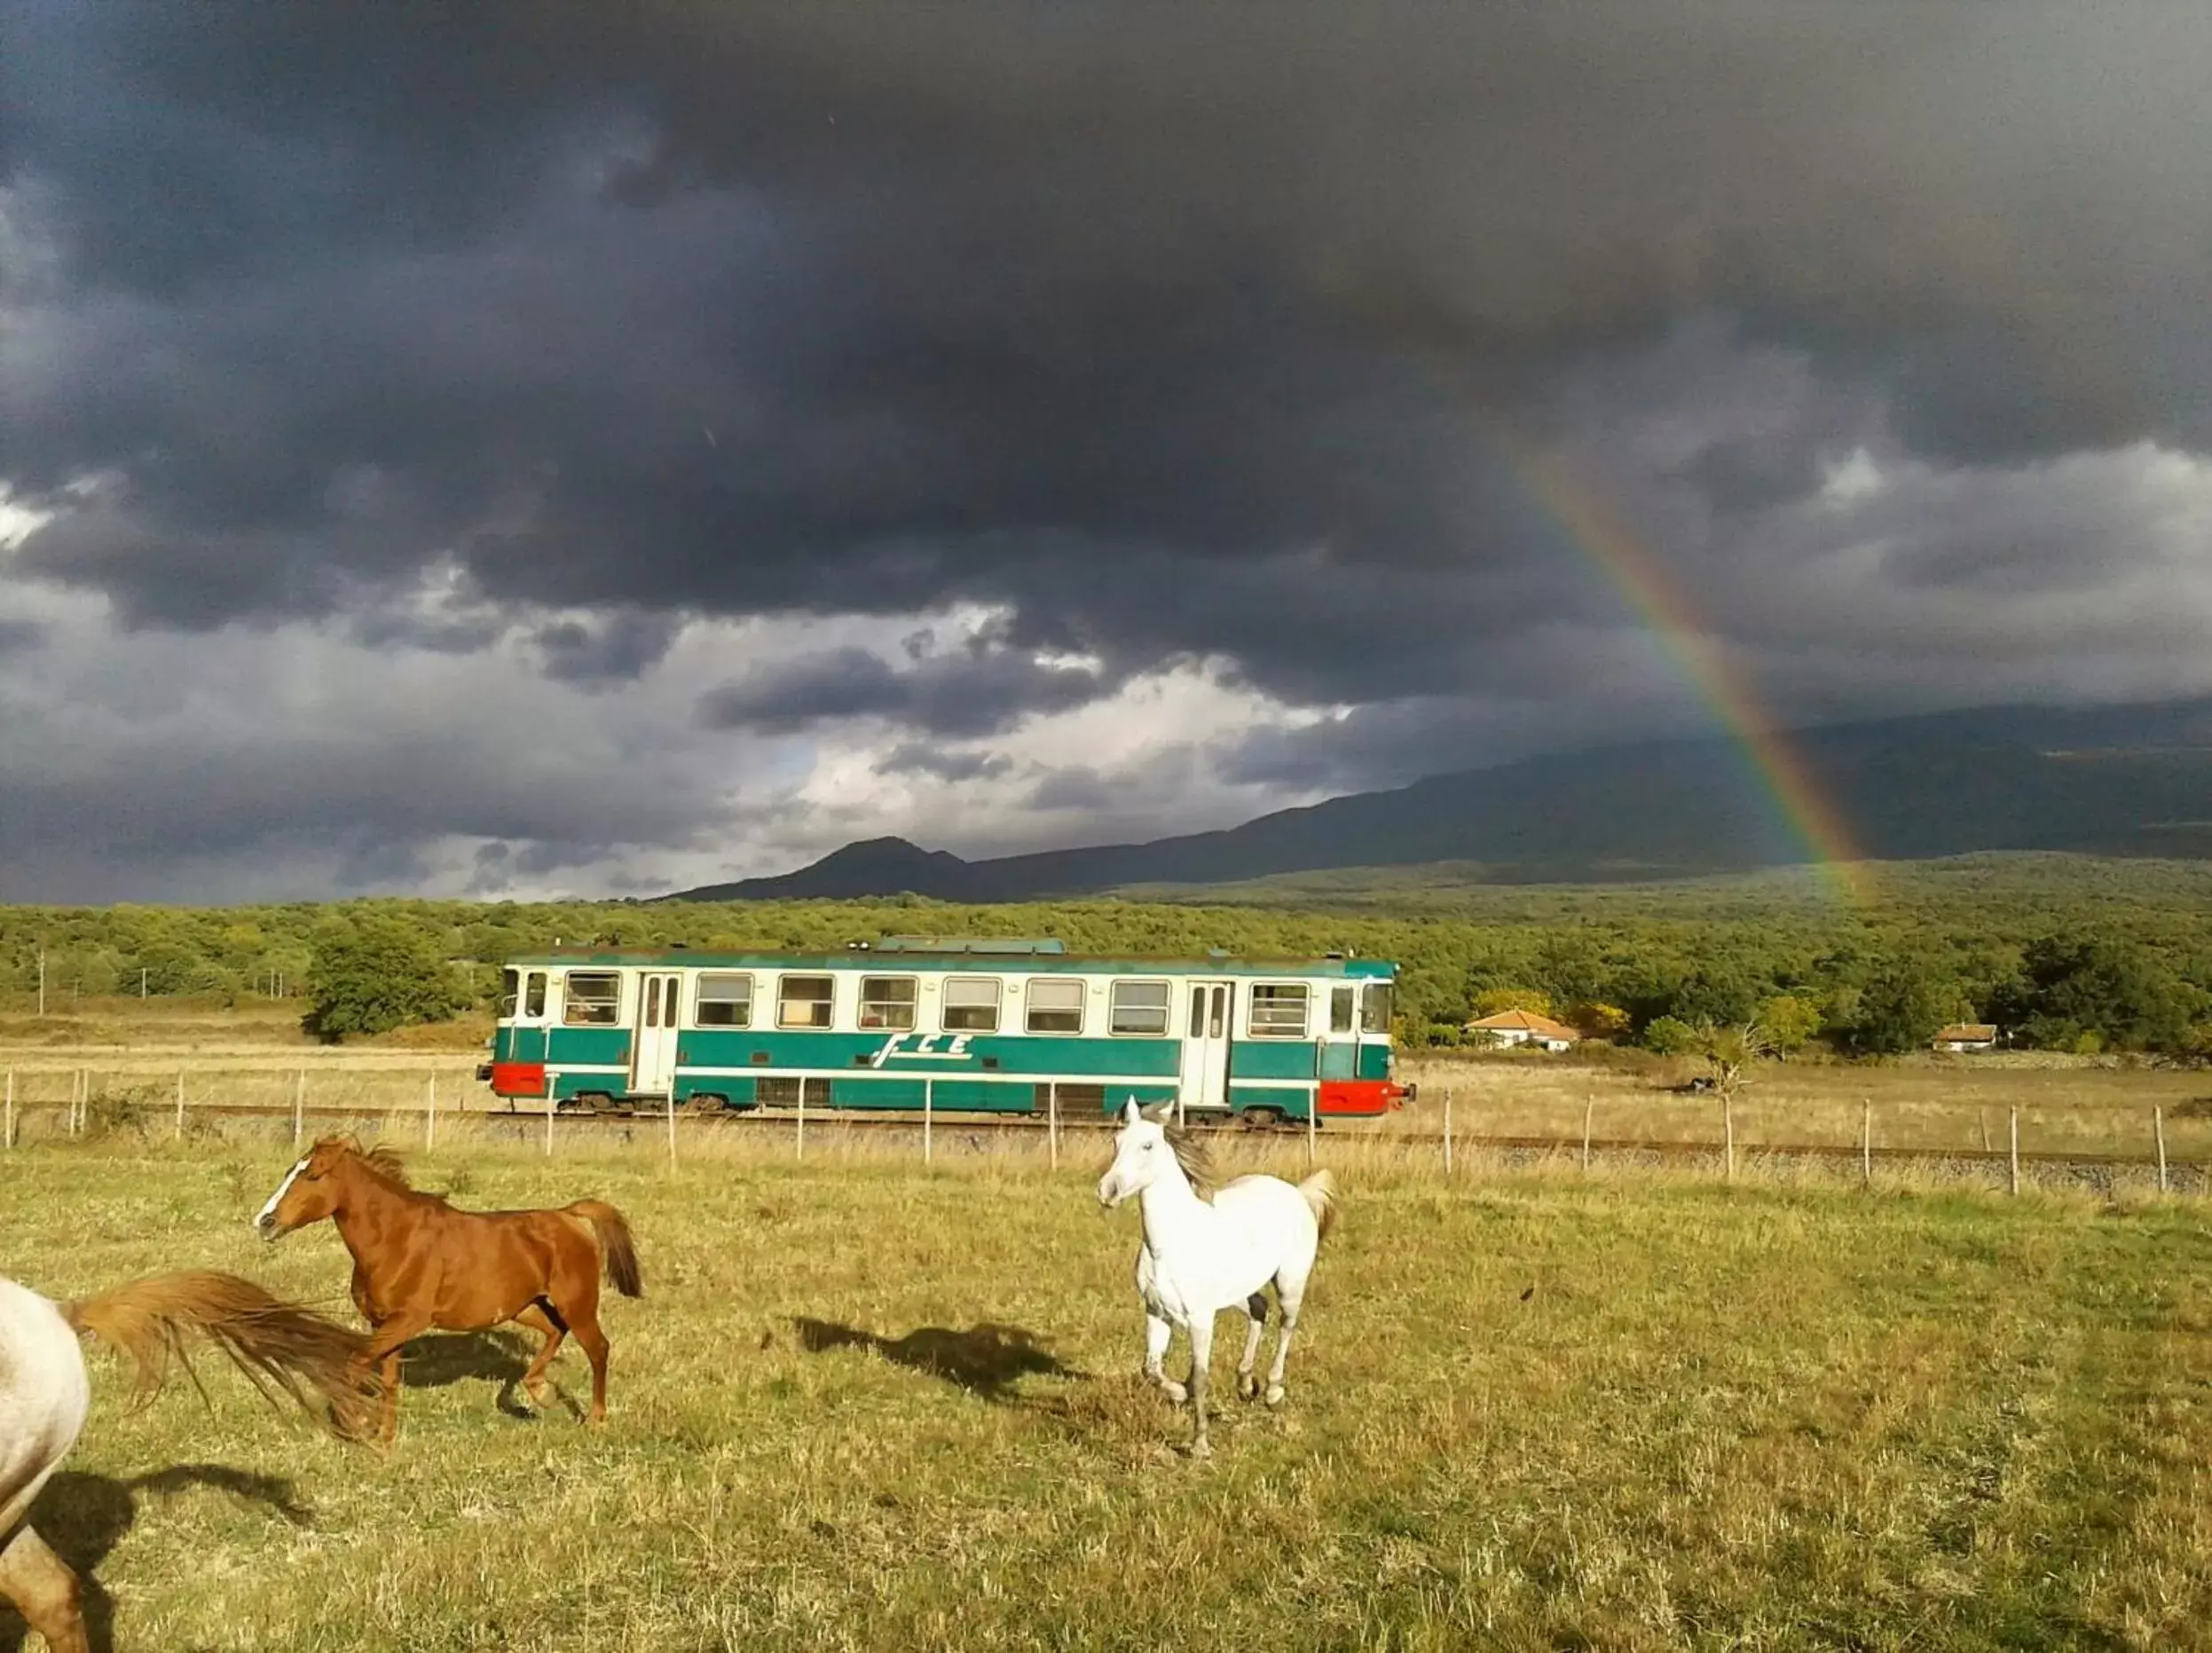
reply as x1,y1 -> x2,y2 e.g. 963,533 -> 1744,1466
565,1201 -> 643,1298
1297,1169 -> 1340,1248
64,1271 -> 378,1439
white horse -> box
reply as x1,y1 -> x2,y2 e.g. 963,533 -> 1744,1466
1,1271 -> 376,1652
1096,1098 -> 1338,1457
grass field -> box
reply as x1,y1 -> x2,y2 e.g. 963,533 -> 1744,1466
1398,1053 -> 2212,1166
8,1134 -> 2212,1649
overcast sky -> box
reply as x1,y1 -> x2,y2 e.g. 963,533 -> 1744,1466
4,3 -> 2210,902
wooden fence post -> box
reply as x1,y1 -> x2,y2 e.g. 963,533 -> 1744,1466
1723,1096 -> 1735,1183
2156,1106 -> 2168,1193
1306,1086 -> 1318,1167
665,1087 -> 676,1168
796,1078 -> 807,1162
293,1069 -> 305,1147
924,1078 -> 933,1166
176,1069 -> 185,1140
1862,1098 -> 1871,1188
425,1074 -> 437,1152
1047,1081 -> 1059,1172
2009,1107 -> 2019,1196
1443,1087 -> 1453,1177
1581,1096 -> 1594,1173
544,1088 -> 555,1158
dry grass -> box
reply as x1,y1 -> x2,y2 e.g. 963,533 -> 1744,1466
1397,1052 -> 2212,1163
7,1133 -> 2212,1649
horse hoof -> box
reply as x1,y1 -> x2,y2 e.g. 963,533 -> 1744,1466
1237,1373 -> 1261,1401
1264,1385 -> 1286,1408
1160,1380 -> 1188,1405
1189,1437 -> 1213,1460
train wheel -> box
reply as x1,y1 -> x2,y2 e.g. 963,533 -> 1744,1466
1239,1107 -> 1284,1131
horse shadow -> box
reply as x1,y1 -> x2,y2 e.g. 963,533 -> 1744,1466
792,1318 -> 1086,1402
0,1465 -> 308,1653
398,1330 -> 548,1419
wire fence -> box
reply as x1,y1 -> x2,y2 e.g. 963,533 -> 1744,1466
4,1064 -> 2205,1200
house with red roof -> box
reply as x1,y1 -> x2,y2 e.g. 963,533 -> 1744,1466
1463,1009 -> 1582,1052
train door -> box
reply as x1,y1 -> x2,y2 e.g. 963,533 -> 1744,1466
1178,980 -> 1232,1114
502,968 -> 551,1063
631,972 -> 682,1097
1320,983 -> 1359,1081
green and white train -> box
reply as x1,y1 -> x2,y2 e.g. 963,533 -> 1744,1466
481,938 -> 1412,1123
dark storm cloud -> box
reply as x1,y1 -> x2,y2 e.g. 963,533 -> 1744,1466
873,744 -> 1017,784
0,729 -> 717,871
696,649 -> 905,733
697,646 -> 1109,738
1023,745 -> 1213,823
1025,767 -> 1117,814
4,0 -> 2211,835
535,610 -> 683,686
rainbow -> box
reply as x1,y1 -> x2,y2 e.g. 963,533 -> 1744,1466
1325,293 -> 1871,900
1480,417 -> 1871,903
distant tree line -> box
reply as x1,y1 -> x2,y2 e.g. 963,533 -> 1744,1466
4,858 -> 2212,1054
1441,932 -> 2210,1058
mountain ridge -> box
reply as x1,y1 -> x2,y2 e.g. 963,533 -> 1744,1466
665,697 -> 2212,901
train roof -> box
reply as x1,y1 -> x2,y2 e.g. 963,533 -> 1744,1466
501,946 -> 1397,979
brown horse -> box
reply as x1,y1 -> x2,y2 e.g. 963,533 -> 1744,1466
3,1270 -> 376,1652
252,1137 -> 642,1442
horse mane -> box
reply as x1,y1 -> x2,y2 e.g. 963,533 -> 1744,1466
316,1135 -> 416,1193
1161,1122 -> 1216,1200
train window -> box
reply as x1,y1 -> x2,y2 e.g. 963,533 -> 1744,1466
860,976 -> 918,1031
1110,980 -> 1170,1035
777,975 -> 835,1029
1026,979 -> 1084,1035
942,976 -> 1001,1032
1249,983 -> 1311,1037
696,973 -> 752,1027
1362,981 -> 1394,1035
563,972 -> 621,1027
1330,986 -> 1357,1034
500,971 -> 550,1019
